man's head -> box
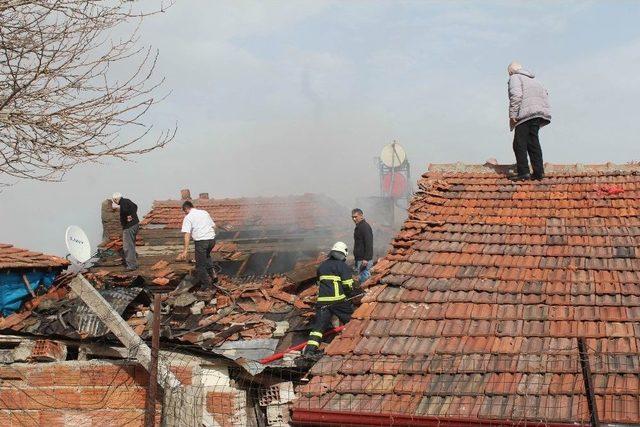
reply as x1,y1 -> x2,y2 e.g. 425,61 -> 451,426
508,61 -> 522,76
111,192 -> 122,205
182,200 -> 194,214
351,208 -> 364,224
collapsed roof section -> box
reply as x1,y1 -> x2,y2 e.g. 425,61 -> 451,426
98,193 -> 350,286
0,271 -> 320,375
292,163 -> 640,426
0,192 -> 351,375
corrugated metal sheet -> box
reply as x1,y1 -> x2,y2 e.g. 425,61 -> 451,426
72,287 -> 143,337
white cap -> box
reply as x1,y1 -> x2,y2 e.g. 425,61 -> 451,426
331,241 -> 348,257
508,61 -> 522,75
111,192 -> 122,202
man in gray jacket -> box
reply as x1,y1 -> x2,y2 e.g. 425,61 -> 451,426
508,61 -> 551,181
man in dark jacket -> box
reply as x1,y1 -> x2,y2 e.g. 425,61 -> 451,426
112,192 -> 139,271
302,242 -> 361,359
352,208 -> 374,283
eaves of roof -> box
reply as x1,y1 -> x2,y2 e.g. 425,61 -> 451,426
291,409 -> 583,427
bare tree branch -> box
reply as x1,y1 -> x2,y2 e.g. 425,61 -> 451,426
0,0 -> 176,184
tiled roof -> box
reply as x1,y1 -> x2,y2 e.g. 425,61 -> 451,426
141,193 -> 347,232
0,243 -> 69,270
293,164 -> 640,425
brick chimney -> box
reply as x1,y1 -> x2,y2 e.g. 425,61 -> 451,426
180,189 -> 191,200
101,199 -> 121,243
199,193 -> 209,199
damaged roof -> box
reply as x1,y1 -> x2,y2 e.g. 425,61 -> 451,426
96,193 -> 349,284
0,271 -> 318,374
293,163 -> 640,425
0,243 -> 69,270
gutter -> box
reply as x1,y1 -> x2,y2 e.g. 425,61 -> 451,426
291,409 -> 586,427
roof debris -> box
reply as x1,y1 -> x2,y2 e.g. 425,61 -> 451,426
0,271 -> 319,370
95,193 -> 349,286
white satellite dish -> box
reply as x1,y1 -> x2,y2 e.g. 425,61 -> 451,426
380,142 -> 407,168
65,225 -> 92,263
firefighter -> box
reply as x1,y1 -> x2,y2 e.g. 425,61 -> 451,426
302,241 -> 361,359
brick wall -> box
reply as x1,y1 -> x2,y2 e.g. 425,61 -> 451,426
205,390 -> 248,427
0,361 -> 159,427
199,365 -> 249,427
0,357 -> 250,427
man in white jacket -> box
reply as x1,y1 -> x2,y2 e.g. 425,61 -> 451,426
508,61 -> 552,181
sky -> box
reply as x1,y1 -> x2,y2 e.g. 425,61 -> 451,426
3,0 -> 640,255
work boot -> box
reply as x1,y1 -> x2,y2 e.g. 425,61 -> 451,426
531,173 -> 545,181
295,346 -> 321,367
301,345 -> 315,357
509,173 -> 531,182
303,346 -> 323,361
295,357 -> 314,368
306,351 -> 324,362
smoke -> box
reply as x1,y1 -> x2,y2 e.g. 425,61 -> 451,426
3,1 -> 640,255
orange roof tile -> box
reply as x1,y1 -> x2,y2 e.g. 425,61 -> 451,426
141,193 -> 347,232
0,243 -> 69,270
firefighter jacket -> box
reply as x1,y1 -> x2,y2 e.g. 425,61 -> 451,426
316,258 -> 354,304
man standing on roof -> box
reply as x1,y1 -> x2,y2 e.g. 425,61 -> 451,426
302,242 -> 361,360
176,201 -> 217,288
352,208 -> 374,283
507,61 -> 552,181
112,193 -> 139,271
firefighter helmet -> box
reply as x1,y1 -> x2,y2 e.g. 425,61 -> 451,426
331,241 -> 348,257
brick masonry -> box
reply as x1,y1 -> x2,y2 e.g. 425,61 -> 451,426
0,360 -> 155,426
0,357 -> 249,427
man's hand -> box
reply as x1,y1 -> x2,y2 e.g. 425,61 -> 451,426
361,260 -> 369,267
178,232 -> 190,261
126,215 -> 133,222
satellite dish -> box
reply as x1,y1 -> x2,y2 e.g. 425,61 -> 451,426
380,142 -> 407,168
65,225 -> 92,263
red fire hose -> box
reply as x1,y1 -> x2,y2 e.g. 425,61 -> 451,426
259,325 -> 346,364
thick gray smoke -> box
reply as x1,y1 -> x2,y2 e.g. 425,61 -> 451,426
3,1 -> 640,254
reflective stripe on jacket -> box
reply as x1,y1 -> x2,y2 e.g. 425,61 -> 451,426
316,258 -> 354,303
